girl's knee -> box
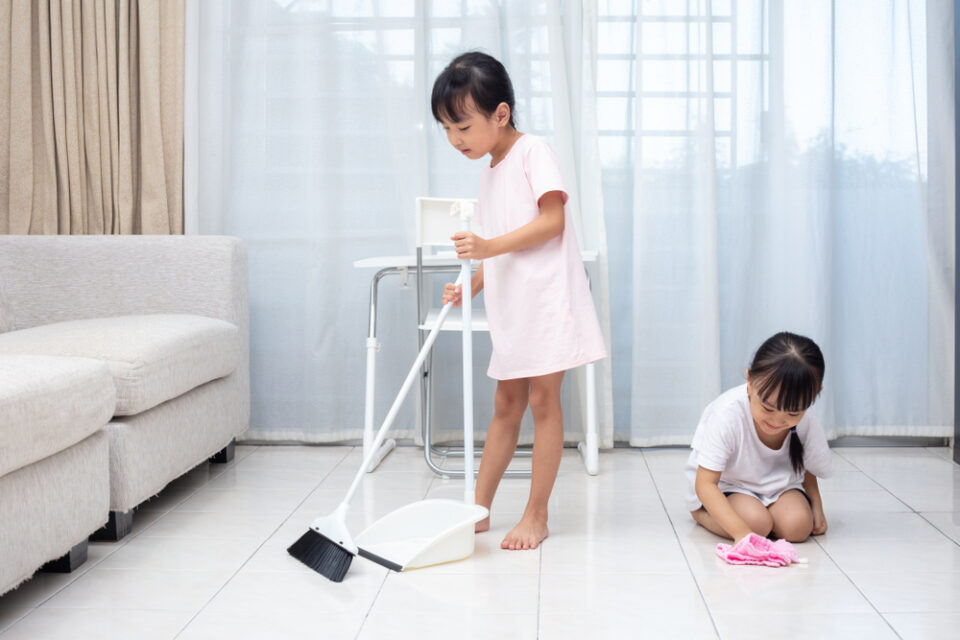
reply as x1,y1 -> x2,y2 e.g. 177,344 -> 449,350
728,495 -> 773,536
774,512 -> 814,542
527,373 -> 564,416
494,387 -> 527,419
527,387 -> 561,418
742,510 -> 774,537
779,526 -> 812,543
769,491 -> 814,541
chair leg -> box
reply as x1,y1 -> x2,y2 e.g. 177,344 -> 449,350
39,540 -> 88,573
90,510 -> 134,542
209,439 -> 235,464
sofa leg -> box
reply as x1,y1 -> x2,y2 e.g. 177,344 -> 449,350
90,510 -> 134,542
40,540 -> 88,573
209,439 -> 236,464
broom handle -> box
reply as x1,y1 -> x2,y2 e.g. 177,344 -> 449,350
343,273 -> 463,507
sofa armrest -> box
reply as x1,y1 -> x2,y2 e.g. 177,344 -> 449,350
0,235 -> 247,331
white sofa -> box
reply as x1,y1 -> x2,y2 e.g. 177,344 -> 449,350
0,235 -> 250,595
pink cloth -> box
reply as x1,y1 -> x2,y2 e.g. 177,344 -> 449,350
476,134 -> 606,380
716,533 -> 800,567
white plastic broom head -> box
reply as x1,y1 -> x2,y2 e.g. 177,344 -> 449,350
308,503 -> 358,555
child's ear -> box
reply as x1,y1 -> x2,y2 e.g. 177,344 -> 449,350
496,102 -> 511,126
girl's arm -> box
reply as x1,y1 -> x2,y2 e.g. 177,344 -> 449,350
441,263 -> 484,306
451,191 -> 565,260
695,466 -> 753,542
803,471 -> 828,535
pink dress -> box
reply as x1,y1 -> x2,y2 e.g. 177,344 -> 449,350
477,134 -> 607,380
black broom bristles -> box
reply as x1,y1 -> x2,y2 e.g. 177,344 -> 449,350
287,529 -> 354,582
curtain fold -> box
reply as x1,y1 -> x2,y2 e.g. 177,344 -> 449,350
187,0 -> 615,446
622,0 -> 954,445
186,0 -> 953,445
565,2 -> 616,448
0,0 -> 184,235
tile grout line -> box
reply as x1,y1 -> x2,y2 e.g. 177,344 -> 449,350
831,448 -> 916,511
821,448 -> 953,640
104,443 -> 263,545
170,445 -> 356,639
536,545 -> 542,640
639,450 -> 722,640
97,443 -> 263,546
832,448 -> 960,548
834,448 -> 960,550
915,513 -> 960,549
5,446 -> 953,638
354,571 -> 391,640
810,536 -> 904,639
351,447 -> 437,640
0,608 -> 32,638
357,452 -> 464,640
0,444 -> 266,638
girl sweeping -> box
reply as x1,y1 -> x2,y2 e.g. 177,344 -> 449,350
432,52 -> 607,550
685,332 -> 832,543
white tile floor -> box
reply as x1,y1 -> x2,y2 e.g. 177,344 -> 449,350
1,444 -> 959,639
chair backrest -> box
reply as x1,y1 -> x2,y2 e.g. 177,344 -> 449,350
416,197 -> 480,251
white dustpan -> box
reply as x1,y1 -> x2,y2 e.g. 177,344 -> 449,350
354,500 -> 487,569
355,198 -> 487,571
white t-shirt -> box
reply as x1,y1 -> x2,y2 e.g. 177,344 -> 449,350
684,383 -> 832,511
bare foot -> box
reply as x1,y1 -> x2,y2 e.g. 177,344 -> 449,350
475,516 -> 490,533
501,512 -> 549,550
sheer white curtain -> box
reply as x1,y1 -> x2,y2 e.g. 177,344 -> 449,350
185,0 -> 614,445
613,0 -> 955,445
186,0 -> 953,447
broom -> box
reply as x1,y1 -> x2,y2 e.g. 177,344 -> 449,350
287,274 -> 463,581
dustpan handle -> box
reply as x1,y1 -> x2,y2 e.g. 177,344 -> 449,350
460,219 -> 474,505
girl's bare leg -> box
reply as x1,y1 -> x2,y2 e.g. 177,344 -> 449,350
502,370 -> 565,550
691,493 -> 774,540
474,378 -> 529,532
768,489 -> 814,542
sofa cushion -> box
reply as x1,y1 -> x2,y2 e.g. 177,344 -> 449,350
0,355 -> 115,477
0,314 -> 240,416
0,277 -> 13,334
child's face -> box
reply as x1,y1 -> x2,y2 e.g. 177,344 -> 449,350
438,98 -> 510,161
746,375 -> 807,438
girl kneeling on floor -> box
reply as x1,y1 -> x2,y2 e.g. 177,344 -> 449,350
685,331 -> 832,543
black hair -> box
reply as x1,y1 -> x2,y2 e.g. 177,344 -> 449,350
431,51 -> 516,128
748,332 -> 825,475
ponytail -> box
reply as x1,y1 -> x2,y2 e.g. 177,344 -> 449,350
788,427 -> 804,475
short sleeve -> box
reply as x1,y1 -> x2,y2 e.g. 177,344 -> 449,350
798,411 -> 833,478
690,406 -> 737,473
523,138 -> 569,205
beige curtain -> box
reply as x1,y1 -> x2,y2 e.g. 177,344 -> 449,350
0,0 -> 183,235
